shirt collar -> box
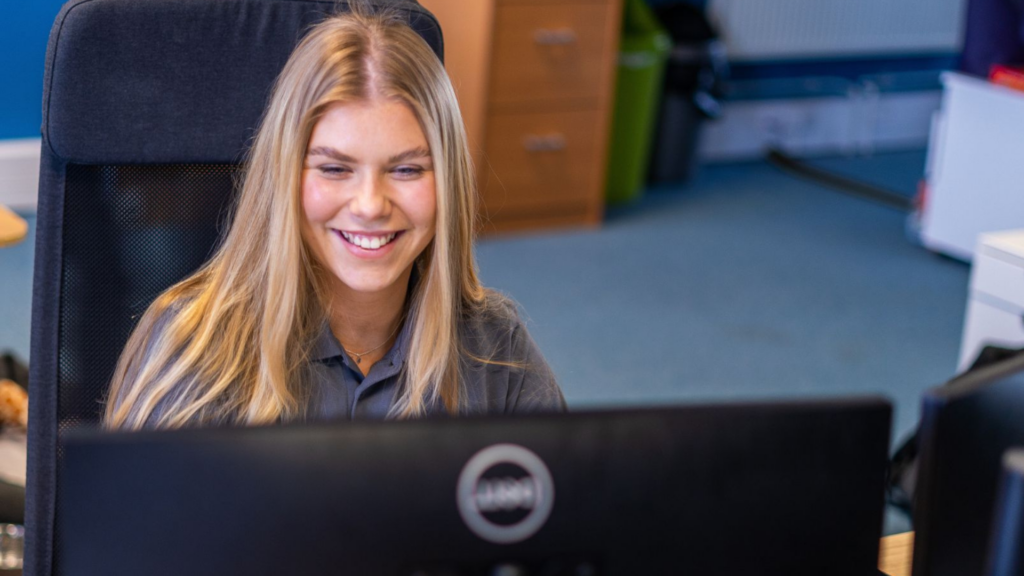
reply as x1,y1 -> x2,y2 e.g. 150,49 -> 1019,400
310,321 -> 345,363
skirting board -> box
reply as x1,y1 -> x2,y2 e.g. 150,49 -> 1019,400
0,139 -> 40,212
699,91 -> 942,161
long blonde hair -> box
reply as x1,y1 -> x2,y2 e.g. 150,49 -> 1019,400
104,6 -> 486,430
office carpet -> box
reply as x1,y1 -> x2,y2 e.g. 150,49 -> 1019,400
0,149 -> 967,533
477,150 -> 967,444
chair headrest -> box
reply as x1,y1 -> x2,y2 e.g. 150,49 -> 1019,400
42,0 -> 444,164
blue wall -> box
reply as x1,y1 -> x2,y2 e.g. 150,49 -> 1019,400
1,0 -> 73,140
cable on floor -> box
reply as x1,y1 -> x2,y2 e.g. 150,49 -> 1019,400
766,148 -> 914,212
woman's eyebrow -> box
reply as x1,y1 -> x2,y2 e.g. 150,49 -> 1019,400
305,146 -> 431,165
388,147 -> 431,164
306,146 -> 356,162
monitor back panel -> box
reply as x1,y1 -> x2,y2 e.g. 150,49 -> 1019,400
59,400 -> 891,576
913,356 -> 1024,576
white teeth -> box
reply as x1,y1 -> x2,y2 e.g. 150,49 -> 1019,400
340,231 -> 397,250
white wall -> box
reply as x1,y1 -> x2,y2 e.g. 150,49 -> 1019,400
709,0 -> 968,60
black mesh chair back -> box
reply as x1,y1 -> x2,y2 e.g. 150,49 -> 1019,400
27,2 -> 442,574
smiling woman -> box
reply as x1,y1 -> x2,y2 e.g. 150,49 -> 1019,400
302,100 -> 437,306
102,4 -> 565,430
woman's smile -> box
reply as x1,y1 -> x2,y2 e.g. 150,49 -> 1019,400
334,229 -> 405,258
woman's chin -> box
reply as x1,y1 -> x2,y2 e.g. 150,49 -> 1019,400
331,270 -> 409,296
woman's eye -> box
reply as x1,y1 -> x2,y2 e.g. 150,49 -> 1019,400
392,166 -> 425,179
317,166 -> 354,180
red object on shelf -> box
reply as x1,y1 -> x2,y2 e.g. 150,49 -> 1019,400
990,64 -> 1024,92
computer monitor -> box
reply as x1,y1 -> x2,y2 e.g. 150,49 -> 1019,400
985,448 -> 1024,576
59,399 -> 891,576
912,352 -> 1024,576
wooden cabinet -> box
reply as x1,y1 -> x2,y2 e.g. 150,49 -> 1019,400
421,0 -> 622,234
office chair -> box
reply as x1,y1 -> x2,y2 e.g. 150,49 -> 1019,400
26,1 -> 443,575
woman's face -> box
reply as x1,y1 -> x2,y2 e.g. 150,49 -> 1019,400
302,98 -> 437,298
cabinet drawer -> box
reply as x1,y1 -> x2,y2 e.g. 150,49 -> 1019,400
972,252 -> 1024,309
480,108 -> 603,219
959,297 -> 1024,370
489,2 -> 612,108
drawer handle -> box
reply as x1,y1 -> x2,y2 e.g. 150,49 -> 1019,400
534,28 -> 577,46
523,134 -> 567,152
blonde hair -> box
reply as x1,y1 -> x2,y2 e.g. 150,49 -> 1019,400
104,6 -> 487,429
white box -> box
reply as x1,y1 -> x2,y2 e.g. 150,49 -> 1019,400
920,73 -> 1024,262
0,139 -> 40,212
959,230 -> 1024,369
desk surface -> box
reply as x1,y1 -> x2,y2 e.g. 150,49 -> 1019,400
0,206 -> 27,248
879,532 -> 914,576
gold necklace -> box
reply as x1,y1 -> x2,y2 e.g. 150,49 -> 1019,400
341,315 -> 405,365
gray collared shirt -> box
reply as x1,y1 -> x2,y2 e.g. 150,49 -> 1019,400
304,295 -> 567,420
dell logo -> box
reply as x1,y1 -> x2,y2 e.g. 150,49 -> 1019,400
474,476 -> 536,513
457,444 -> 555,544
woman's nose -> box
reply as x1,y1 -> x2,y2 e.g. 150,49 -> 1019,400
348,174 -> 390,221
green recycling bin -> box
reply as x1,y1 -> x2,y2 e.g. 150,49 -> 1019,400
605,0 -> 671,205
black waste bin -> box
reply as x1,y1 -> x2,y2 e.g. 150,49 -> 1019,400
648,3 -> 727,185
